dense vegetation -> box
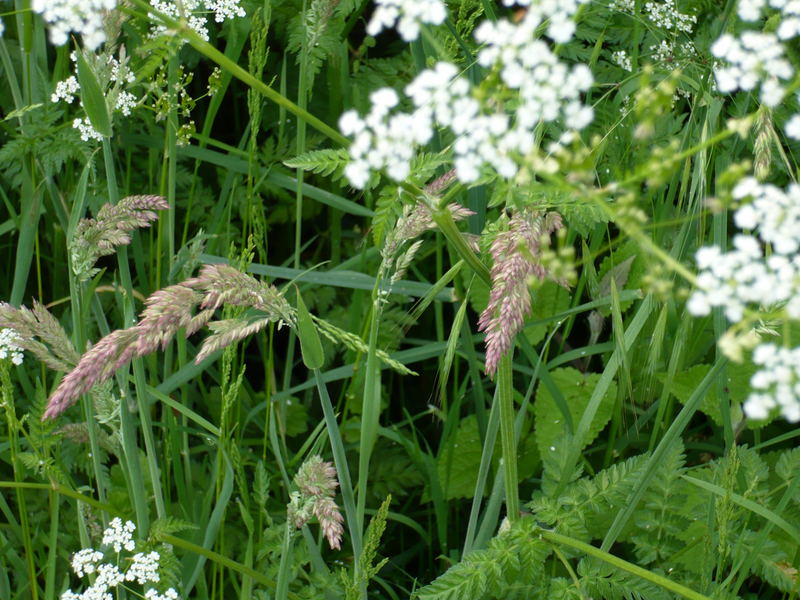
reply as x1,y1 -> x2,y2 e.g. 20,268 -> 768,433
1,0 -> 799,599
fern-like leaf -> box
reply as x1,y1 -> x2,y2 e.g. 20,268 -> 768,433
284,148 -> 351,179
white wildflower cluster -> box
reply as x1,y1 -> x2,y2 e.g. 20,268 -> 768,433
711,32 -> 791,107
723,0 -> 800,137
366,0 -> 446,41
746,344 -> 800,422
612,50 -> 632,71
116,91 -> 138,116
339,88 -> 433,189
102,516 -> 136,551
644,0 -> 696,33
52,76 -> 81,104
610,0 -> 696,33
52,51 -> 139,142
0,328 -> 24,365
610,0 -> 634,12
31,0 -> 116,49
786,113 -> 800,140
149,0 -> 246,41
689,177 -> 800,422
340,5 -> 593,188
73,118 -> 104,142
737,0 -> 800,36
61,518 -> 178,600
689,178 -> 800,321
497,0 -> 588,43
145,589 -> 179,600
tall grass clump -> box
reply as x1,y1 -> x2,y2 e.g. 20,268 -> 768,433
1,0 -> 800,599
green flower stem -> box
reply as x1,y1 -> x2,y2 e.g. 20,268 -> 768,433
1,363 -> 38,600
0,481 -> 121,515
126,0 -> 348,147
313,369 -> 362,557
538,528 -> 713,600
357,290 -> 382,539
430,203 -> 491,285
102,137 -> 166,528
67,163 -> 108,511
496,352 -> 519,521
276,520 -> 294,600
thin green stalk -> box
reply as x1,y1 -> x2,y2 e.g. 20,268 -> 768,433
357,290 -> 382,554
496,352 -> 519,521
44,490 -> 59,600
126,0 -> 348,146
102,137 -> 167,526
276,521 -> 294,600
67,163 -> 108,510
539,528 -> 713,600
1,363 -> 38,600
430,201 -> 491,285
313,369 -> 362,557
0,482 -> 121,513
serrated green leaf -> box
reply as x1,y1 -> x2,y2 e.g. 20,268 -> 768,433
295,289 -> 324,370
663,363 -> 750,427
557,201 -> 610,237
283,148 -> 350,177
76,50 -> 112,138
525,280 -> 571,345
438,414 -> 539,500
284,399 -> 309,437
535,367 -> 617,457
775,447 -> 800,482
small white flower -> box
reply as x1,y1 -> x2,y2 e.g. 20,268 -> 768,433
366,0 -> 446,41
712,31 -> 793,104
71,549 -> 104,577
745,344 -> 800,422
115,91 -> 138,116
785,113 -> 800,139
0,328 -> 24,365
32,0 -> 117,49
125,551 -> 162,584
102,518 -> 136,552
73,118 -> 104,142
144,588 -> 179,600
52,76 -> 80,104
612,50 -> 632,71
644,0 -> 696,33
95,563 -> 124,587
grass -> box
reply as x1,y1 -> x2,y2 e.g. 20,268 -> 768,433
1,1 -> 800,600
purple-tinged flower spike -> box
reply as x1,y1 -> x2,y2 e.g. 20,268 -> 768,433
187,264 -> 295,325
313,496 -> 345,551
44,263 -> 295,419
478,210 -> 564,376
295,455 -> 340,497
43,327 -> 139,419
135,284 -> 211,356
390,202 -> 474,250
71,195 -> 168,282
287,456 -> 344,550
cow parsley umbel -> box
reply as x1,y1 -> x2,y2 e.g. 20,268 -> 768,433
61,519 -> 178,600
32,0 -> 117,49
339,1 -> 594,188
689,176 -> 800,423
